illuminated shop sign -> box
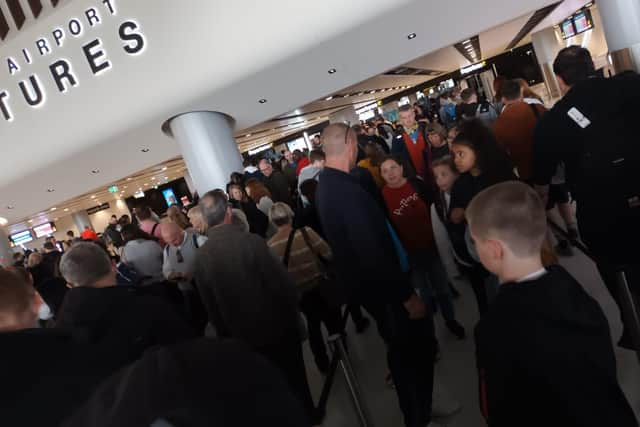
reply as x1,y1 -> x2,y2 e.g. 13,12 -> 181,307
0,0 -> 146,123
460,61 -> 487,75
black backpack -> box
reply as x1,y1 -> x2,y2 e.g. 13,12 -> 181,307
572,74 -> 640,218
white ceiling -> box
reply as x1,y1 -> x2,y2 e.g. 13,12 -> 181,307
0,0 -> 559,227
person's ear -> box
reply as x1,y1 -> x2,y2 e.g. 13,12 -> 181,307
487,239 -> 505,262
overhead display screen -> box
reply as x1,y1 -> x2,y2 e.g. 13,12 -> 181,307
11,230 -> 33,245
33,222 -> 56,239
561,8 -> 594,40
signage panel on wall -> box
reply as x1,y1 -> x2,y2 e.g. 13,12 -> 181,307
0,0 -> 147,123
86,202 -> 110,215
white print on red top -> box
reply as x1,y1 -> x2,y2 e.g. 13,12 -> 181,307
393,192 -> 419,217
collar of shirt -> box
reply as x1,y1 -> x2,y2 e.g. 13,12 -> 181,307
517,268 -> 547,283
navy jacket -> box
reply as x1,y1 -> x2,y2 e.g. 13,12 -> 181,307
316,167 -> 413,304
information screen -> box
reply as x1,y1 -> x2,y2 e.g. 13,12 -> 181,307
11,230 -> 33,245
573,11 -> 593,33
162,188 -> 178,207
33,222 -> 56,238
561,19 -> 576,39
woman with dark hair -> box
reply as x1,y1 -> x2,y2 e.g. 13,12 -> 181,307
245,178 -> 274,216
120,224 -> 164,284
228,183 -> 269,237
380,155 -> 465,338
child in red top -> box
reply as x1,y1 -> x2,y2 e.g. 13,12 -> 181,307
380,156 -> 465,339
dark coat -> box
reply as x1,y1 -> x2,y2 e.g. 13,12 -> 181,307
56,286 -> 194,367
316,167 -> 413,305
475,265 -> 637,427
264,170 -> 293,207
62,339 -> 309,427
194,225 -> 299,348
0,329 -> 119,427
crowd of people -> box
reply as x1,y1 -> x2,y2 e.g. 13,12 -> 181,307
1,45 -> 639,427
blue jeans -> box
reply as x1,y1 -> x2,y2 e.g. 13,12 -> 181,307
409,249 -> 455,322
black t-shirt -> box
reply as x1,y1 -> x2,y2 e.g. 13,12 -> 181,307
450,172 -> 483,211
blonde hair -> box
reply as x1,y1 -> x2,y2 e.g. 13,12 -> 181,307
466,181 -> 546,257
187,205 -> 208,235
167,205 -> 190,230
27,252 -> 43,268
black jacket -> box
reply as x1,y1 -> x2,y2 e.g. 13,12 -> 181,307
230,198 -> 269,237
0,329 -> 119,427
264,170 -> 293,207
475,265 -> 637,427
56,286 -> 194,367
63,339 -> 309,427
194,225 -> 299,348
316,167 -> 414,305
104,224 -> 124,247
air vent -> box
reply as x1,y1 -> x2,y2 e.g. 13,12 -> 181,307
384,67 -> 443,76
454,36 -> 481,63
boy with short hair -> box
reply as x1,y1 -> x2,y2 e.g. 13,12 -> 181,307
467,182 -> 637,427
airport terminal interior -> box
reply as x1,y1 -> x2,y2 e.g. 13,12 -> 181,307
1,0 -> 640,426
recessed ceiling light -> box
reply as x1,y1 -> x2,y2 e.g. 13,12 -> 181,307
325,96 -> 333,101
0,217 -> 7,226
369,90 -> 376,94
91,169 -> 100,174
151,177 -> 155,180
54,218 -> 59,221
407,33 -> 417,40
164,177 -> 169,180
64,208 -> 69,212
258,99 -> 267,104
141,148 -> 150,153
328,68 -> 337,74
91,195 -> 96,199
50,207 -> 57,211
127,177 -> 132,181
28,219 -> 33,223
463,39 -> 471,44
144,183 -> 148,186
245,134 -> 252,138
6,205 -> 14,210
47,188 -> 55,193
161,167 -> 167,171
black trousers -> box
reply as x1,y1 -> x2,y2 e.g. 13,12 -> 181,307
258,335 -> 316,426
360,294 -> 436,427
300,287 -> 344,368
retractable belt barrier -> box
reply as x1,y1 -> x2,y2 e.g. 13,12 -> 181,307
315,309 -> 375,427
548,220 -> 640,364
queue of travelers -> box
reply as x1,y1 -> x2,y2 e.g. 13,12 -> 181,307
0,45 -> 638,427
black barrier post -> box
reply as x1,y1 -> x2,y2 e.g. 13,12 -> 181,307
327,333 -> 374,427
549,219 -> 640,363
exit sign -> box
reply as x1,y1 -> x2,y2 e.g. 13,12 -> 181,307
108,186 -> 119,193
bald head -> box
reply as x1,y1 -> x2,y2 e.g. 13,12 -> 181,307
322,123 -> 355,155
162,221 -> 185,247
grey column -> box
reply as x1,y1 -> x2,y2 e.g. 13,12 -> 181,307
167,112 -> 243,196
598,0 -> 640,73
0,227 -> 15,267
72,211 -> 93,232
531,27 -> 563,99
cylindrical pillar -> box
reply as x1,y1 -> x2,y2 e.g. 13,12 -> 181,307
168,112 -> 243,196
598,0 -> 640,73
531,27 -> 563,99
0,228 -> 15,267
72,211 -> 93,232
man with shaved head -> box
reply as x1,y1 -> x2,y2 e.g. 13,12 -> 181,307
162,221 -> 208,333
316,123 -> 438,427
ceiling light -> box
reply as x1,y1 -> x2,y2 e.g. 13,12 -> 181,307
258,99 -> 267,104
369,90 -> 376,94
245,134 -> 252,138
123,186 -> 127,189
91,169 -> 100,174
91,195 -> 96,199
164,177 -> 169,180
325,96 -> 333,101
328,68 -> 337,74
7,205 -> 14,210
407,33 -> 417,40
47,188 -> 55,193
0,217 -> 7,226
144,183 -> 148,186
162,167 -> 167,171
151,177 -> 155,180
463,39 -> 471,44
64,208 -> 69,212
28,219 -> 33,223
141,148 -> 150,153
127,177 -> 132,181
50,207 -> 57,211
54,218 -> 59,221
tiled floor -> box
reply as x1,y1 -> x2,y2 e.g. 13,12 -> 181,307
303,248 -> 640,426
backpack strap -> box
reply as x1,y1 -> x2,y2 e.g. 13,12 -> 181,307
282,229 -> 297,267
299,227 -> 328,267
151,223 -> 159,237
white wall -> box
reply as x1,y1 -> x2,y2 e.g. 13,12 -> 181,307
17,199 -> 131,252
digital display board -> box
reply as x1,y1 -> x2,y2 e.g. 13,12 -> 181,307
561,8 -> 594,40
33,222 -> 56,239
11,230 -> 33,245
